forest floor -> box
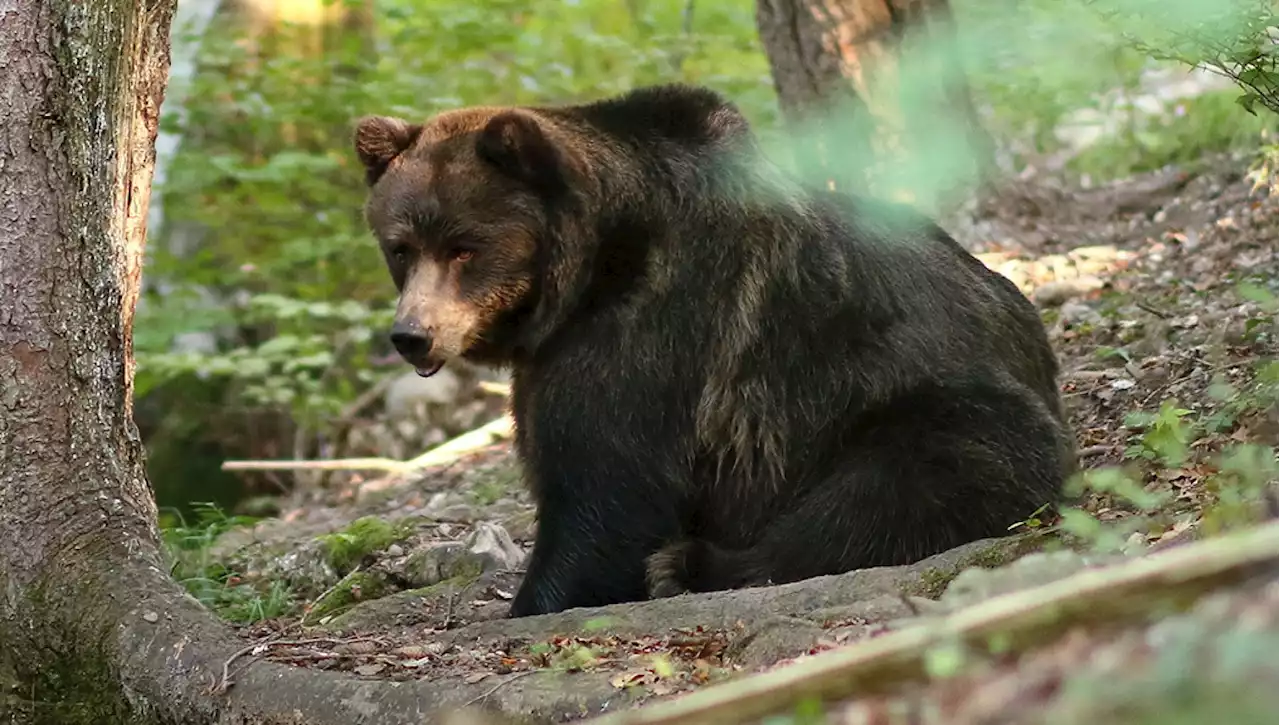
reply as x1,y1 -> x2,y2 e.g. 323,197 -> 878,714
180,150 -> 1279,724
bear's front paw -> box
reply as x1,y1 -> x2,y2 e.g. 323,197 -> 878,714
644,541 -> 696,599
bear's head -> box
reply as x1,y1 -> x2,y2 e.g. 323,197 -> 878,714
354,106 -> 589,376
354,85 -> 758,377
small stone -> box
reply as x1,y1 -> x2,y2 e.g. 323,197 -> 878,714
437,503 -> 479,522
486,499 -> 522,517
385,544 -> 405,558
464,522 -> 526,571
142,611 -> 159,623
1059,301 -> 1100,326
399,523 -> 526,588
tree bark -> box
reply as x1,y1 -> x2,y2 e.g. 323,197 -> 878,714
0,3 -> 513,723
754,0 -> 993,209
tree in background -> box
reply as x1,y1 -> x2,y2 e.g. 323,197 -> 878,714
754,0 -> 994,208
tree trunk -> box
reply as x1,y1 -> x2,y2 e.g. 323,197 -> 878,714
0,3 -> 498,723
755,0 -> 993,210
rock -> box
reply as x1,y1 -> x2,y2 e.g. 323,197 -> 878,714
401,523 -> 525,589
936,550 -> 1104,611
250,540 -> 340,600
730,616 -> 825,666
436,503 -> 479,522
485,499 -> 523,517
1034,277 -> 1105,307
465,522 -> 526,571
385,368 -> 464,419
501,509 -> 538,543
1059,300 -> 1101,326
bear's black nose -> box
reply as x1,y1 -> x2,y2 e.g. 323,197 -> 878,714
390,319 -> 434,361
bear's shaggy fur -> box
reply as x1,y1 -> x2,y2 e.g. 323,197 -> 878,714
353,84 -> 1075,617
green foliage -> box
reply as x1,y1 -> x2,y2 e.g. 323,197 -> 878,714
1123,398 -> 1195,467
956,0 -> 1277,180
1202,443 -> 1279,534
1070,90 -> 1277,179
1007,502 -> 1054,532
1057,380 -> 1277,554
138,294 -> 393,426
1057,464 -> 1174,554
1046,597 -> 1280,725
1082,0 -> 1278,115
160,503 -> 297,623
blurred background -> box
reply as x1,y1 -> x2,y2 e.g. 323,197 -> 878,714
138,0 -> 1277,523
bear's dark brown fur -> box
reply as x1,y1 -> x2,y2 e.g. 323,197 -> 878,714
353,84 -> 1076,617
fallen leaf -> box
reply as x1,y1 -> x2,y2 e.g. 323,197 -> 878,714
354,663 -> 386,676
611,669 -> 656,689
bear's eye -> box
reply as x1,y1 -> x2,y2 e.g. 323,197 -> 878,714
451,248 -> 475,263
390,244 -> 411,265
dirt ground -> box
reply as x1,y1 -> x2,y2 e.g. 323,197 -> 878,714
202,151 -> 1278,723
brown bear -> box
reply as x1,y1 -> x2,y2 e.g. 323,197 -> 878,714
353,84 -> 1075,618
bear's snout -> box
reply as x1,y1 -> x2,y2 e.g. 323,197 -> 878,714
389,318 -> 440,376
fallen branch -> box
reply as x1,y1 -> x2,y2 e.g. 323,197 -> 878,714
220,415 -> 514,473
477,380 -> 511,397
586,520 -> 1279,725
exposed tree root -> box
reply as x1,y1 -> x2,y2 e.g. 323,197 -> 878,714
582,521 -> 1279,725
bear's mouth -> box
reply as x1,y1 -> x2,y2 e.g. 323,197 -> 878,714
415,361 -> 445,378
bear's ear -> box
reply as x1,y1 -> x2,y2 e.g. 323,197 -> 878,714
354,115 -> 422,186
475,111 -> 566,187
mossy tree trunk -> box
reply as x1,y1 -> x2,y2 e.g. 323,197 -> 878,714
754,0 -> 993,209
0,2 -> 480,723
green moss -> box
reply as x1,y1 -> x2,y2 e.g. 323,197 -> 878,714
317,516 -> 407,573
908,567 -> 959,600
402,543 -> 487,587
408,572 -> 482,597
967,532 -> 1052,569
1,581 -> 152,725
901,533 -> 1052,599
302,570 -> 395,625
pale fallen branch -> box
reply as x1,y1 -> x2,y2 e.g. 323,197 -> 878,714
220,415 -> 514,474
477,380 -> 512,397
586,520 -> 1279,725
